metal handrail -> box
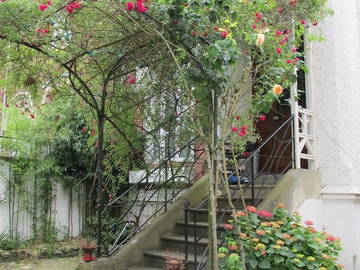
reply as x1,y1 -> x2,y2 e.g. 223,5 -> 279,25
184,115 -> 295,269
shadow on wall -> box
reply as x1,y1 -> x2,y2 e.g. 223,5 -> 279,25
258,169 -> 321,213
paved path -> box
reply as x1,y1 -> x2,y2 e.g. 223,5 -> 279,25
0,257 -> 80,270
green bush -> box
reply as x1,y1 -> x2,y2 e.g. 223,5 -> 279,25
218,205 -> 343,270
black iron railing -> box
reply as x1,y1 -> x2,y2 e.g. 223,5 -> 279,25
101,135 -> 206,256
183,115 -> 295,270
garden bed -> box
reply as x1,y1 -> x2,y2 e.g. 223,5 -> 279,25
0,238 -> 81,263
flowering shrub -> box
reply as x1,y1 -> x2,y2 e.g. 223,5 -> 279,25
218,205 -> 343,270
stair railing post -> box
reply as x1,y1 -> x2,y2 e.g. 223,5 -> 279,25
184,200 -> 190,264
193,210 -> 197,268
251,155 -> 255,206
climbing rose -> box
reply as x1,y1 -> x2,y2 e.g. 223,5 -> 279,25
220,31 -> 228,39
300,19 -> 306,25
240,125 -> 248,131
39,4 -> 48,11
272,84 -> 283,95
259,115 -> 266,121
65,1 -> 81,14
136,0 -> 147,13
275,30 -> 283,36
255,33 -> 265,46
304,220 -> 314,226
127,74 -> 136,84
126,2 -> 135,10
238,131 -> 246,137
231,127 -> 238,132
276,48 -> 282,54
246,206 -> 257,213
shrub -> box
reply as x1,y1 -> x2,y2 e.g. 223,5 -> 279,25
218,205 -> 343,270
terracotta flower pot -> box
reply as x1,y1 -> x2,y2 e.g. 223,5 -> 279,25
164,257 -> 187,270
81,247 -> 96,262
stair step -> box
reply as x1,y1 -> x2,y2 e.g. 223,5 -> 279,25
127,266 -> 162,270
143,249 -> 207,266
161,233 -> 222,245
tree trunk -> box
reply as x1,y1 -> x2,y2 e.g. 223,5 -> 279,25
208,90 -> 219,270
96,112 -> 105,257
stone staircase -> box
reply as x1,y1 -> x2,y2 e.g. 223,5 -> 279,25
125,182 -> 275,270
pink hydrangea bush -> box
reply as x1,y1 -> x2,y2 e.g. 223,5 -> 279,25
218,205 -> 343,270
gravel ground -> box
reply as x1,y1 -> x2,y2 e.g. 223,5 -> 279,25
0,257 -> 80,270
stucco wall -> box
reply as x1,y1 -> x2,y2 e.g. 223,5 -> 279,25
0,158 -> 84,240
305,1 -> 360,268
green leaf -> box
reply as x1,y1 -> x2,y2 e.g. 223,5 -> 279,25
249,258 -> 258,269
274,256 -> 285,264
258,259 -> 271,269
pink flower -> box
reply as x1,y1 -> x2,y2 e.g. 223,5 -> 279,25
291,47 -> 297,53
276,48 -> 282,54
246,206 -> 257,213
231,127 -> 238,132
220,31 -> 228,39
235,115 -> 241,120
259,115 -> 266,121
290,0 -> 297,6
252,24 -> 257,30
126,2 -> 135,11
36,28 -> 49,35
304,220 -> 314,226
126,74 -> 136,84
65,1 -> 81,14
275,30 -> 283,36
136,0 -> 148,13
255,12 -> 263,22
39,4 -> 48,11
69,1 -> 81,9
326,235 -> 336,242
238,131 -> 246,137
240,125 -> 248,131
257,210 -> 272,218
300,19 -> 306,25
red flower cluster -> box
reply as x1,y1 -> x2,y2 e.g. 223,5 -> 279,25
65,1 -> 81,14
246,205 -> 257,213
258,115 -> 266,121
39,1 -> 52,11
304,220 -> 314,226
36,28 -> 49,35
257,210 -> 272,218
126,0 -> 148,13
220,31 -> 228,39
126,74 -> 136,84
255,13 -> 263,23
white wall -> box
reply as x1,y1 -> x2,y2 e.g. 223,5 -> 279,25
306,0 -> 360,268
0,158 -> 84,240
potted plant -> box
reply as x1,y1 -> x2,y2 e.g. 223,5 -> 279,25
164,256 -> 187,270
80,239 -> 97,262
